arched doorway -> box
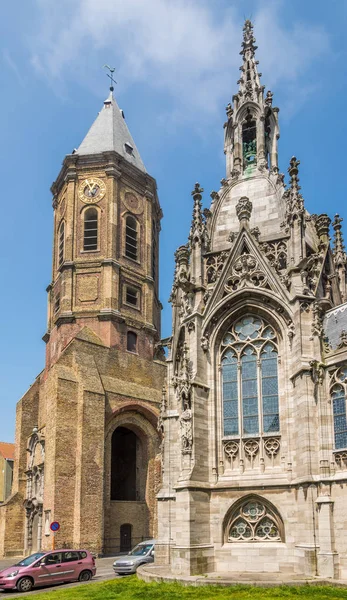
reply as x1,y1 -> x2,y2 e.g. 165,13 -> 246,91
104,411 -> 161,555
111,427 -> 140,501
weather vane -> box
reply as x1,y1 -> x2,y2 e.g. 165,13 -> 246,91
103,65 -> 117,91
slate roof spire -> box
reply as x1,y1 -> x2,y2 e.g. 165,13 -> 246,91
76,89 -> 146,173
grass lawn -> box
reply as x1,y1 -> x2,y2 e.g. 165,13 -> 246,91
24,576 -> 347,600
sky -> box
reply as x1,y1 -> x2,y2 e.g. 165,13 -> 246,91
0,0 -> 346,443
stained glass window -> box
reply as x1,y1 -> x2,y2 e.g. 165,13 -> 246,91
332,385 -> 347,450
221,315 -> 280,438
227,497 -> 282,542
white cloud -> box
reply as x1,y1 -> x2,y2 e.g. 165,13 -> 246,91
29,0 -> 330,124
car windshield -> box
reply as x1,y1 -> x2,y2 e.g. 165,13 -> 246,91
15,553 -> 46,567
128,544 -> 153,556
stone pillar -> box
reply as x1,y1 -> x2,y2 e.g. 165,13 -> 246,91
315,495 -> 338,578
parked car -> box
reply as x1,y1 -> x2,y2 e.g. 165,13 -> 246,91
0,549 -> 96,592
113,539 -> 155,575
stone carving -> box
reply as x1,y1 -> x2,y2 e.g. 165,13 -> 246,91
264,438 -> 280,466
180,407 -> 193,455
338,330 -> 347,349
205,251 -> 228,284
260,240 -> 287,272
224,440 -> 239,461
243,439 -> 259,467
311,303 -> 323,338
250,227 -> 260,241
200,334 -> 210,352
310,360 -> 325,385
236,196 -> 253,223
224,253 -> 268,292
315,214 -> 331,242
335,452 -> 347,469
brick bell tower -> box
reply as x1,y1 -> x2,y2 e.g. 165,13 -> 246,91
46,87 -> 162,367
0,86 -> 166,558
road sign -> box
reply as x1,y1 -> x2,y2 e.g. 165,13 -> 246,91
50,521 -> 60,532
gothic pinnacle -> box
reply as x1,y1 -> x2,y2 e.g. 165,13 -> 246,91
332,214 -> 347,268
189,183 -> 205,248
236,19 -> 263,108
288,156 -> 301,193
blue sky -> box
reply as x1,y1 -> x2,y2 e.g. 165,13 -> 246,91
0,0 -> 346,442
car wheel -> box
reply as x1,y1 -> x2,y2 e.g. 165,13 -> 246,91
78,570 -> 92,582
17,577 -> 34,592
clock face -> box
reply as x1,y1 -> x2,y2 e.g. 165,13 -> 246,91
78,178 -> 106,203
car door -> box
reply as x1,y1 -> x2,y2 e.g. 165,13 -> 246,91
35,553 -> 64,585
61,551 -> 81,581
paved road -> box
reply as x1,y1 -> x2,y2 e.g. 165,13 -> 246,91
0,556 -> 119,598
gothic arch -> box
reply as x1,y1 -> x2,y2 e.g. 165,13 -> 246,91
203,289 -> 292,349
223,494 -> 285,543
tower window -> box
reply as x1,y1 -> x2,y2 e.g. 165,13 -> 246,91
127,331 -> 137,353
83,208 -> 98,251
152,219 -> 157,281
242,113 -> 257,167
54,293 -> 60,314
125,216 -> 138,261
125,286 -> 138,307
58,222 -> 65,268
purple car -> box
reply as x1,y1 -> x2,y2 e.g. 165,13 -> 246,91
0,549 -> 96,592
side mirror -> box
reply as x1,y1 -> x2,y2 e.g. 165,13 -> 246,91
39,561 -> 46,567
151,550 -> 155,557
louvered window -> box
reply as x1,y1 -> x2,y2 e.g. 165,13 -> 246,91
125,216 -> 138,261
58,222 -> 65,267
83,208 -> 98,251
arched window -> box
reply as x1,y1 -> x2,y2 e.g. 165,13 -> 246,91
226,497 -> 283,542
58,221 -> 65,267
242,111 -> 257,167
83,208 -> 98,251
221,315 -> 280,438
127,331 -> 137,353
125,215 -> 138,260
111,427 -> 138,500
331,368 -> 347,450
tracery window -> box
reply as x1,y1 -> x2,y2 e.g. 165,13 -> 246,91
330,366 -> 347,451
221,315 -> 280,438
227,498 -> 282,542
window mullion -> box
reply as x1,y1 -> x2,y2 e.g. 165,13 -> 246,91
258,351 -> 263,437
238,358 -> 242,440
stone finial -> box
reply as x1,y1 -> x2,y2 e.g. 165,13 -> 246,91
191,182 -> 203,200
288,156 -> 301,192
175,245 -> 190,266
265,90 -> 273,106
315,213 -> 331,242
225,103 -> 233,119
236,196 -> 253,226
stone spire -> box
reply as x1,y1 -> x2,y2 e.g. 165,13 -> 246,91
224,20 -> 280,178
189,183 -> 206,248
236,19 -> 264,108
76,90 -> 146,173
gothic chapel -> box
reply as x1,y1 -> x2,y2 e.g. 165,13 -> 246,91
1,20 -> 347,581
155,21 -> 347,579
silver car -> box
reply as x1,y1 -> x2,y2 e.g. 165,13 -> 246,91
113,540 -> 155,575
